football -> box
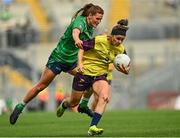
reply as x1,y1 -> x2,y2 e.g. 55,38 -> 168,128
114,54 -> 130,71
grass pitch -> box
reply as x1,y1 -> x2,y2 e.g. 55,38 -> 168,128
0,109 -> 180,137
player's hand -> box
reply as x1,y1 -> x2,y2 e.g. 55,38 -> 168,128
75,39 -> 83,49
118,63 -> 130,75
77,63 -> 84,73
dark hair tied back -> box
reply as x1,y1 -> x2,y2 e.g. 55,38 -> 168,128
111,19 -> 129,36
71,3 -> 104,21
117,19 -> 128,26
117,19 -> 129,30
81,3 -> 95,17
83,3 -> 94,11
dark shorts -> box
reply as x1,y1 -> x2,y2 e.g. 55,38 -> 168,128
46,61 -> 77,75
72,73 -> 108,91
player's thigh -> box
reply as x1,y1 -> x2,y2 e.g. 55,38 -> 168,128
92,80 -> 109,97
39,67 -> 56,86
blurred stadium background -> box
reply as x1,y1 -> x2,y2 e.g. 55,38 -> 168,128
0,0 -> 180,114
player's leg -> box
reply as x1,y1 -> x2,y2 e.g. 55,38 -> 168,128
10,67 -> 57,125
79,88 -> 92,108
78,79 -> 111,117
24,68 -> 56,103
56,90 -> 83,117
69,67 -> 94,116
91,93 -> 98,111
88,80 -> 110,136
57,74 -> 91,117
77,88 -> 94,117
90,80 -> 111,111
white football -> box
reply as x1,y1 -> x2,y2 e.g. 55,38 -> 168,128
114,54 -> 130,71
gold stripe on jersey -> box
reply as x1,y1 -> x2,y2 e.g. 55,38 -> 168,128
83,35 -> 125,76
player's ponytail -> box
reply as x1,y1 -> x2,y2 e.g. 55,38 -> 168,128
71,3 -> 104,21
117,19 -> 128,26
111,19 -> 129,36
117,19 -> 129,31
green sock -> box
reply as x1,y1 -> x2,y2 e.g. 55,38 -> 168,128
80,98 -> 89,108
16,103 -> 25,112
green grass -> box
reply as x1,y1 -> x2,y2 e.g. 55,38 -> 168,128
0,109 -> 180,137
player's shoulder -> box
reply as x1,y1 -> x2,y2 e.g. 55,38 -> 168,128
75,15 -> 85,20
121,43 -> 126,47
95,35 -> 108,43
96,34 -> 107,39
119,44 -> 125,49
72,16 -> 87,31
73,16 -> 86,24
114,44 -> 125,54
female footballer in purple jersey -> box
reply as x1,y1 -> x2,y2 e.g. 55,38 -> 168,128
10,3 -> 104,125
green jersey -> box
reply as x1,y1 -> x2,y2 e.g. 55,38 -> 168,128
49,16 -> 94,65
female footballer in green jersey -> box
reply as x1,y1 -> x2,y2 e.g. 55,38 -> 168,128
56,19 -> 130,136
10,3 -> 104,125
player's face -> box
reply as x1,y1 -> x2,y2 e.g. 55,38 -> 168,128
111,35 -> 125,46
87,13 -> 103,28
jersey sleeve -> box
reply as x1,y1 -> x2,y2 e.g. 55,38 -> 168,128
72,17 -> 85,33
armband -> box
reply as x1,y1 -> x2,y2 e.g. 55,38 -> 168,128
82,38 -> 95,51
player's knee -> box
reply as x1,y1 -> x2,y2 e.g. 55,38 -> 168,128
70,103 -> 78,108
103,97 -> 109,103
102,95 -> 109,103
69,100 -> 79,107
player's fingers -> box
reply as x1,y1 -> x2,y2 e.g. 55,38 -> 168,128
78,67 -> 84,73
75,43 -> 83,49
127,62 -> 131,67
75,40 -> 83,49
125,68 -> 130,74
121,64 -> 126,70
121,65 -> 129,74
